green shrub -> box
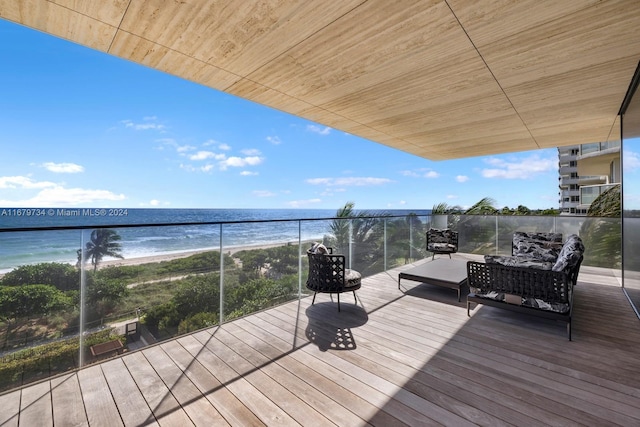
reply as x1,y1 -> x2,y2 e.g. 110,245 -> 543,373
0,329 -> 118,392
0,263 -> 79,291
178,312 -> 218,334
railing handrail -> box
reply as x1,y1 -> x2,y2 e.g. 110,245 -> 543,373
0,213 -> 429,233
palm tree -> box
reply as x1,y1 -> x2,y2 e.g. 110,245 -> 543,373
464,197 -> 497,215
326,202 -> 388,275
83,229 -> 124,271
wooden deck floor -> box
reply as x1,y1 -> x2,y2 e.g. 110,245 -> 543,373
2,256 -> 640,426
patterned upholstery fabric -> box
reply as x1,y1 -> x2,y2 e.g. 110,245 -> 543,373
472,291 -> 570,314
473,232 -> 583,314
309,242 -> 329,254
484,254 -> 553,270
427,228 -> 457,252
512,231 -> 563,261
552,234 -> 585,272
344,269 -> 362,288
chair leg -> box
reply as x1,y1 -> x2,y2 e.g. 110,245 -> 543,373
312,292 -> 317,305
431,253 -> 435,260
353,290 -> 357,304
448,253 -> 452,259
337,293 -> 341,311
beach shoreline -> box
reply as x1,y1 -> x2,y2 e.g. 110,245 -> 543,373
0,239 -> 322,277
95,240 -> 318,270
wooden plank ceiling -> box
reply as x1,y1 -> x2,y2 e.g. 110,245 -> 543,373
1,0 -> 640,160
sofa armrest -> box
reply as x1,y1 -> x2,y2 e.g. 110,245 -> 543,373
467,261 -> 572,304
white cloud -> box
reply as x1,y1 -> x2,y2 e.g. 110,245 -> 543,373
241,149 -> 261,156
307,125 -> 331,135
122,118 -> 166,131
176,144 -> 196,153
624,150 -> 640,171
240,171 -> 258,176
37,187 -> 125,205
220,156 -> 263,170
286,198 -> 322,208
306,177 -> 392,186
0,185 -> 126,207
0,176 -> 56,189
149,199 -> 160,206
41,162 -> 84,173
203,139 -> 231,151
456,175 -> 469,183
189,151 -> 218,161
266,136 -> 282,145
180,163 -> 215,173
253,190 -> 276,197
400,168 -> 439,178
481,154 -> 556,179
447,194 -> 458,199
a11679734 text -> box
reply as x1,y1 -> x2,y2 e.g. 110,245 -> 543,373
1,208 -> 129,217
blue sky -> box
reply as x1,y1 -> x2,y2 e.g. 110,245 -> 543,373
0,19 -> 561,211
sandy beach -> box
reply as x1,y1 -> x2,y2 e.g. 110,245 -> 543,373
97,240 -> 318,270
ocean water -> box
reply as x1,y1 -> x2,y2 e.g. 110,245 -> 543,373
0,208 -> 430,273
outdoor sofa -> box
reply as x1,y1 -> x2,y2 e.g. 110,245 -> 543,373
466,232 -> 585,340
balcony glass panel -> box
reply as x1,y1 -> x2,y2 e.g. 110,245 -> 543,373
622,73 -> 640,316
0,212 -> 622,393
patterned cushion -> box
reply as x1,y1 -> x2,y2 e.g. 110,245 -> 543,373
552,234 -> 585,272
473,291 -> 570,314
344,269 -> 362,288
309,242 -> 329,254
427,228 -> 457,252
428,228 -> 455,243
512,231 -> 563,262
484,255 -> 553,270
428,242 -> 456,252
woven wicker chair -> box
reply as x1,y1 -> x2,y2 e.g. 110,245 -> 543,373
306,246 -> 361,311
426,228 -> 458,260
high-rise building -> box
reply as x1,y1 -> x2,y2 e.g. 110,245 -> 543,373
558,142 -> 621,215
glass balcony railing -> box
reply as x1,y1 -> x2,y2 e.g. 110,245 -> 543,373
0,212 -> 621,392
580,140 -> 621,155
580,183 -> 618,205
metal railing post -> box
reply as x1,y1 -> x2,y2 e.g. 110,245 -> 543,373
348,219 -> 353,270
219,224 -> 224,325
383,219 -> 387,271
298,220 -> 302,298
79,230 -> 87,368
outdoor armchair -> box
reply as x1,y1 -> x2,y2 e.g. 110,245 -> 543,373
426,228 -> 458,260
306,243 -> 361,311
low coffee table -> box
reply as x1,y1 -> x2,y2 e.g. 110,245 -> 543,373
398,258 -> 468,301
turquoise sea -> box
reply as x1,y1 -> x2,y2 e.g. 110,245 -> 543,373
0,208 -> 430,273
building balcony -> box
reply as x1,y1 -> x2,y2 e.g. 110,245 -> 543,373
578,175 -> 609,185
0,214 -> 636,426
577,142 -> 621,178
2,257 -> 638,426
580,183 -> 619,206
